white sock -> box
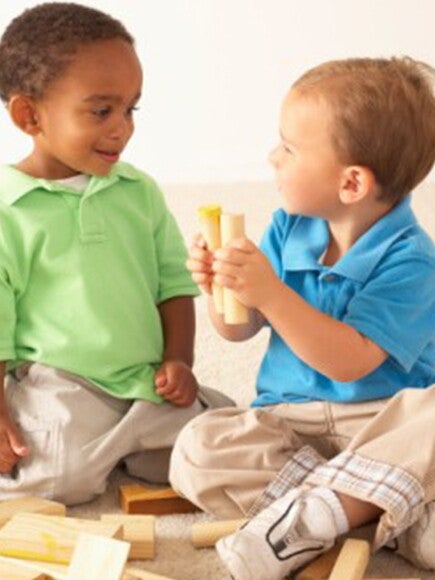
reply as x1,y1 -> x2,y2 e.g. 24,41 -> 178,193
299,487 -> 350,540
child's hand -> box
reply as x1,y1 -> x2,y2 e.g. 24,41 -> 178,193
155,360 -> 199,407
186,234 -> 214,295
0,412 -> 30,474
214,238 -> 279,310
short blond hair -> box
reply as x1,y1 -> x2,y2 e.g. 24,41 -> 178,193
293,57 -> 435,204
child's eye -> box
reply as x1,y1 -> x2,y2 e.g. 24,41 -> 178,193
126,106 -> 140,117
92,107 -> 111,118
282,143 -> 293,155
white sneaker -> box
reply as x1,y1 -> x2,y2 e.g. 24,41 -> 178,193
387,501 -> 435,570
216,489 -> 335,580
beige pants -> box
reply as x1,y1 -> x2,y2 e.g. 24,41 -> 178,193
170,385 -> 435,549
1,363 -> 233,505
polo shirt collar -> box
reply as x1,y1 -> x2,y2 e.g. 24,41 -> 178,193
0,162 -> 141,206
282,196 -> 417,283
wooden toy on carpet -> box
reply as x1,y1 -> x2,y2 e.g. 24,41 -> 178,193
100,514 -> 155,559
66,533 -> 130,579
0,513 -> 122,564
328,538 -> 370,580
119,484 -> 200,515
191,518 -> 247,548
0,497 -> 66,528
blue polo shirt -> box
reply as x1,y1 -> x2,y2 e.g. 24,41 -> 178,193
253,197 -> 435,406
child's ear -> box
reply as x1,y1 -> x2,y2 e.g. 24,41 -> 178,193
8,94 -> 41,136
339,166 -> 377,205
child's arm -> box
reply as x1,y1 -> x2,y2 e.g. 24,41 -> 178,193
207,295 -> 265,341
155,296 -> 199,407
214,239 -> 388,382
187,233 -> 265,341
0,362 -> 30,472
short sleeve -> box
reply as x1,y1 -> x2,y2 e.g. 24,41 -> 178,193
344,241 -> 435,372
149,182 -> 199,303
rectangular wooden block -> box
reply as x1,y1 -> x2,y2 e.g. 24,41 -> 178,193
328,538 -> 370,580
119,485 -> 200,515
0,556 -> 68,580
0,555 -> 51,579
123,568 -> 175,580
191,518 -> 247,548
101,514 -> 155,559
0,497 -> 66,528
67,533 -> 130,580
0,513 -> 122,564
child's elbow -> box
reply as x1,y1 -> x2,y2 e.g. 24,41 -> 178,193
326,364 -> 377,383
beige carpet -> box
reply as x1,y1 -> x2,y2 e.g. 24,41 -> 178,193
70,181 -> 435,579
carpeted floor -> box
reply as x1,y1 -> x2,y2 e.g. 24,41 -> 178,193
70,180 -> 435,579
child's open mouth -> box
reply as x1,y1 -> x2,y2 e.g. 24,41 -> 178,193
95,150 -> 120,163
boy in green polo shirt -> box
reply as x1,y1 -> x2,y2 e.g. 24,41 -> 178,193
0,3 -> 232,504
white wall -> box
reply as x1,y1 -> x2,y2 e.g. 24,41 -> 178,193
0,0 -> 434,183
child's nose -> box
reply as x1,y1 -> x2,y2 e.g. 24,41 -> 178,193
108,115 -> 132,140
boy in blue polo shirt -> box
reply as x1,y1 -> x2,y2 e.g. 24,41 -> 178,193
0,3 -> 232,505
171,57 -> 435,577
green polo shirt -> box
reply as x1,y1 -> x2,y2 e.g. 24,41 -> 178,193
0,162 -> 198,402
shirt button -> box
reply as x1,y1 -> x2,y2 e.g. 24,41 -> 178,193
324,275 -> 335,281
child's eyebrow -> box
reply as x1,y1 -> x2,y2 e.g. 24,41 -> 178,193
82,93 -> 141,104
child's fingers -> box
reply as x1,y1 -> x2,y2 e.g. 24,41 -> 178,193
224,237 -> 255,253
155,373 -> 178,396
214,273 -> 239,290
192,232 -> 207,248
188,244 -> 213,265
214,246 -> 251,266
8,429 -> 30,458
0,433 -> 21,473
186,256 -> 212,274
212,259 -> 242,278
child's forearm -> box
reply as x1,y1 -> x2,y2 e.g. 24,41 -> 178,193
208,296 -> 265,341
260,281 -> 387,382
0,362 -> 7,415
158,296 -> 195,367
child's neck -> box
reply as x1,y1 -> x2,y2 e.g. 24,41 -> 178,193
323,202 -> 393,266
15,152 -> 82,180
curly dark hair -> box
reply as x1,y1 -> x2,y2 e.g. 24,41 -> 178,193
0,2 -> 134,102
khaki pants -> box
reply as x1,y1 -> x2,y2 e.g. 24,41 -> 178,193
1,363 -> 233,505
170,385 -> 435,549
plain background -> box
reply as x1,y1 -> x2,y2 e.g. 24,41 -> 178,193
0,0 -> 434,184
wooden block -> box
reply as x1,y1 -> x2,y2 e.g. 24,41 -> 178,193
0,555 -> 51,579
119,485 -> 200,515
191,518 -> 247,548
328,538 -> 370,580
66,533 -> 130,580
295,543 -> 343,579
123,569 -> 175,580
101,514 -> 155,559
0,497 -> 66,528
0,555 -> 68,579
0,513 -> 122,564
197,204 -> 224,313
220,213 -> 249,324
19,560 -> 68,580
